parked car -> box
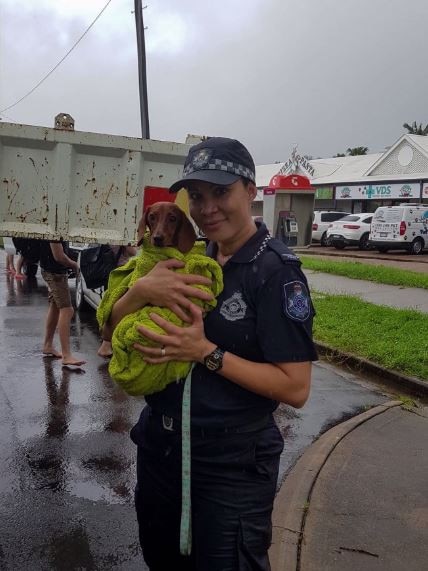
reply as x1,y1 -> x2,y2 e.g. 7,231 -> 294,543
369,204 -> 428,254
75,266 -> 104,310
312,211 -> 350,246
73,244 -> 140,311
326,213 -> 373,250
73,244 -> 107,311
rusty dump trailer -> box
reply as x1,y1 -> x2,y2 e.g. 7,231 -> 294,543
0,120 -> 189,243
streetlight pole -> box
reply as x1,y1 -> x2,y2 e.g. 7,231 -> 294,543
134,0 -> 150,139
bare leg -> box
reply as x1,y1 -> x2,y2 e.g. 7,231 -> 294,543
58,307 -> 86,366
6,254 -> 16,273
43,302 -> 62,357
15,255 -> 26,279
98,340 -> 113,358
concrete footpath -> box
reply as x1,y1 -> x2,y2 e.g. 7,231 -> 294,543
270,401 -> 428,571
271,265 -> 428,570
304,270 -> 428,314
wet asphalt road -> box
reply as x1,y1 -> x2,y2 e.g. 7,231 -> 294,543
0,253 -> 392,570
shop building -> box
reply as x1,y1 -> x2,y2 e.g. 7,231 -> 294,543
255,134 -> 428,216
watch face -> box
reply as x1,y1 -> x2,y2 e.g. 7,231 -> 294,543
206,358 -> 219,371
205,348 -> 224,371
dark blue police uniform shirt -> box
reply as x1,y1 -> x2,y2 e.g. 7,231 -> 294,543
145,223 -> 318,428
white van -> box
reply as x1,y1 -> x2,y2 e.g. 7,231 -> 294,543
369,204 -> 428,254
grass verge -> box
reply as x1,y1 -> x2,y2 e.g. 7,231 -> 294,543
313,293 -> 428,381
301,256 -> 428,290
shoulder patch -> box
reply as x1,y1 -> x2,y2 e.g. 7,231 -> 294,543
267,240 -> 300,264
283,280 -> 311,322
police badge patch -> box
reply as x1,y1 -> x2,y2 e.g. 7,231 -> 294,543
220,292 -> 247,321
192,149 -> 212,170
283,281 -> 311,322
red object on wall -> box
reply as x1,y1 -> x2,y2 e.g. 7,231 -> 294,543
265,174 -> 314,192
143,186 -> 176,210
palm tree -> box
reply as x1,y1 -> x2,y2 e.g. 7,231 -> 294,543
403,121 -> 428,135
346,146 -> 369,156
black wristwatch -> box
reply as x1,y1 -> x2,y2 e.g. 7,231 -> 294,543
203,347 -> 225,372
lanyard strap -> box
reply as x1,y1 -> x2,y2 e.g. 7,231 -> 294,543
179,365 -> 194,555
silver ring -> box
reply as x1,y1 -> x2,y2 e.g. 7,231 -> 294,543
160,346 -> 166,357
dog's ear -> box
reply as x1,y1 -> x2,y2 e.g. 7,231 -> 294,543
176,211 -> 197,253
137,207 -> 151,246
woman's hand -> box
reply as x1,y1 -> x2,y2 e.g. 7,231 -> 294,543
134,303 -> 215,364
109,259 -> 214,333
128,259 -> 214,322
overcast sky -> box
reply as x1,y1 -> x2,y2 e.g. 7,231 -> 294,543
1,0 -> 427,164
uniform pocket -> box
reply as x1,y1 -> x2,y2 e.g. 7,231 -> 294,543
238,513 -> 272,570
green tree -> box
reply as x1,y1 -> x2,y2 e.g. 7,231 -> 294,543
334,153 -> 346,157
346,146 -> 369,156
403,121 -> 428,135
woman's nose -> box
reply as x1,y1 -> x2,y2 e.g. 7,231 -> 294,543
200,199 -> 218,214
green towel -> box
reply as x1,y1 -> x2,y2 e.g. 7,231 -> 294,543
96,236 -> 223,396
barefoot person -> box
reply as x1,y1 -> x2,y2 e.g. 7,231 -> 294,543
39,240 -> 86,367
3,237 -> 16,274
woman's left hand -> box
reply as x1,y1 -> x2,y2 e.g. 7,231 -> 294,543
134,303 -> 214,364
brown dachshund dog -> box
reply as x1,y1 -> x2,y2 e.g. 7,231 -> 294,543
137,202 -> 197,253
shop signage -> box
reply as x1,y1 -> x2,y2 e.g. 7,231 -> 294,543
278,146 -> 315,178
336,182 -> 420,200
315,187 -> 333,199
264,187 -> 276,195
265,174 -> 314,193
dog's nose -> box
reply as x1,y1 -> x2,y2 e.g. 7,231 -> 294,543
153,236 -> 164,246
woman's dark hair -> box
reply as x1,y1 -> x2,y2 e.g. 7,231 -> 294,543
240,176 -> 253,187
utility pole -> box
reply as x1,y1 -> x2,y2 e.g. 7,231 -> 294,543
134,0 -> 150,139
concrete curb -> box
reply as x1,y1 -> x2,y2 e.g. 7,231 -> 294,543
293,248 -> 428,265
269,400 -> 402,571
314,341 -> 428,397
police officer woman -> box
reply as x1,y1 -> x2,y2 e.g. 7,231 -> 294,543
106,137 -> 318,570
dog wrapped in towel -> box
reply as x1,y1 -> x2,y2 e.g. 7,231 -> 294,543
96,203 -> 223,396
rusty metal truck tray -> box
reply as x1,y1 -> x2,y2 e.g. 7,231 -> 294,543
0,121 -> 189,243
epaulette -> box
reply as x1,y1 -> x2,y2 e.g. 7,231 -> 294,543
267,239 -> 301,264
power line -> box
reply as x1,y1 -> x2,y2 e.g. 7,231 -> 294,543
0,0 -> 113,114
0,112 -> 19,123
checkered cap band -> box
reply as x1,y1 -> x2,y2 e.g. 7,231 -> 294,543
183,158 -> 255,182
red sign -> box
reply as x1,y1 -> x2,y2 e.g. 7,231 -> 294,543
265,174 -> 314,192
263,188 -> 276,195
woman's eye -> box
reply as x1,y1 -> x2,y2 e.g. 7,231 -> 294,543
169,216 -> 177,222
215,187 -> 228,196
189,192 -> 201,201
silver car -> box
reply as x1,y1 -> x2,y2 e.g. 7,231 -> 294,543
312,211 -> 350,245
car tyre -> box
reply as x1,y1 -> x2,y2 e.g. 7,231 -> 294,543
358,233 -> 370,250
321,232 -> 329,247
409,238 -> 424,255
75,273 -> 90,311
333,242 -> 346,250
